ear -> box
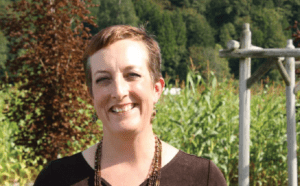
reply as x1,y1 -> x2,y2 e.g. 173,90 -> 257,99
153,77 -> 165,103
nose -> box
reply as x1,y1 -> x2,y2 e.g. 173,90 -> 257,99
111,76 -> 128,100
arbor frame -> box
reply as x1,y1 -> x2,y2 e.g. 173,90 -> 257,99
219,23 -> 299,186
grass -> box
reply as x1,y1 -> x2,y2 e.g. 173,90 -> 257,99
0,85 -> 44,186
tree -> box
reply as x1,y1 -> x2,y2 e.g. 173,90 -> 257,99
151,0 -> 172,10
0,31 -> 8,76
0,0 -> 11,77
182,8 -> 215,48
0,0 -> 10,13
171,9 -> 187,51
189,44 -> 230,80
249,7 -> 289,81
206,0 -> 252,29
251,7 -> 288,48
1,0 -> 100,165
219,23 -> 236,48
157,11 -> 178,80
133,0 -> 163,35
285,0 -> 300,25
93,0 -> 138,32
171,8 -> 188,80
181,0 -> 210,14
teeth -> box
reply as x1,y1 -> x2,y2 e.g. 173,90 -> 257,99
112,104 -> 134,113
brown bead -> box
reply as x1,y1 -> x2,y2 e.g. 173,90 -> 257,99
94,136 -> 161,186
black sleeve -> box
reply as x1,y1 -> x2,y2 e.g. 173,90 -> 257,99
33,153 -> 95,186
33,161 -> 65,186
207,160 -> 227,186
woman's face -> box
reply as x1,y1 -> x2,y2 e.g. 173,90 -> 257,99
89,39 -> 164,135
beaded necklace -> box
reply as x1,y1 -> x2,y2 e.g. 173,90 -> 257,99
94,135 -> 162,186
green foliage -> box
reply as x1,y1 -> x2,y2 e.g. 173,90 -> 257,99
171,9 -> 187,49
189,44 -> 231,80
248,7 -> 290,80
0,31 -> 8,72
219,23 -> 237,48
93,0 -> 138,31
1,0 -> 100,165
157,11 -> 178,79
170,8 -> 188,80
133,0 -> 163,35
3,0 -> 298,82
0,85 -> 45,185
251,7 -> 288,48
181,0 -> 210,14
0,84 -> 100,185
207,0 -> 252,29
0,0 -> 10,14
182,8 -> 215,48
153,70 -> 300,185
285,0 -> 300,25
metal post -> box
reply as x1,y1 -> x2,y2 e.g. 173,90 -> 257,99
239,23 -> 251,186
285,39 -> 298,186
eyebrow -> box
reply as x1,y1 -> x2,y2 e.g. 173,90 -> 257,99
124,65 -> 138,71
94,70 -> 108,76
93,65 -> 139,76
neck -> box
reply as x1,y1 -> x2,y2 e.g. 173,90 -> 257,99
101,127 -> 156,169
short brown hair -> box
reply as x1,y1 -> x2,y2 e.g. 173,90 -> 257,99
82,25 -> 162,96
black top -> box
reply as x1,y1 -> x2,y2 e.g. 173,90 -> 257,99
34,150 -> 227,186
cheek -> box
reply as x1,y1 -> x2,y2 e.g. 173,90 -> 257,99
135,84 -> 155,106
93,87 -> 109,108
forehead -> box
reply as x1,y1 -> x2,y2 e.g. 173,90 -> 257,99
89,39 -> 149,71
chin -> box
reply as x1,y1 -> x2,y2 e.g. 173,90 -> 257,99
104,118 -> 150,136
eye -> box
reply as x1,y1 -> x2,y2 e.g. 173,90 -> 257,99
95,77 -> 110,84
129,73 -> 141,77
127,73 -> 141,79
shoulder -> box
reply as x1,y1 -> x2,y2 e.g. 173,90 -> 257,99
161,150 -> 227,186
170,151 -> 211,175
181,151 -> 227,186
161,141 -> 211,177
34,152 -> 93,186
206,158 -> 228,186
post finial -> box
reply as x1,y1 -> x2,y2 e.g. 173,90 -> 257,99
243,23 -> 250,31
286,39 -> 295,49
241,23 -> 251,48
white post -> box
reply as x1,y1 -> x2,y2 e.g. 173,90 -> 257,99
285,39 -> 298,186
239,23 -> 251,186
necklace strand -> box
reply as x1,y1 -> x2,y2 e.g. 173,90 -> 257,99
94,135 -> 162,186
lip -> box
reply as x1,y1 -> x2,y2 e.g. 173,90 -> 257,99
109,103 -> 137,112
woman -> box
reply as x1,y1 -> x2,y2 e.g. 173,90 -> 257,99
34,25 -> 227,186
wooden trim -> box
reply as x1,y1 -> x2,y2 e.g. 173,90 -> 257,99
285,40 -> 298,186
227,40 -> 240,50
238,23 -> 251,186
220,48 -> 300,58
247,58 -> 276,88
276,59 -> 291,86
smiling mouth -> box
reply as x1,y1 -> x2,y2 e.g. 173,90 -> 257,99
111,104 -> 136,113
